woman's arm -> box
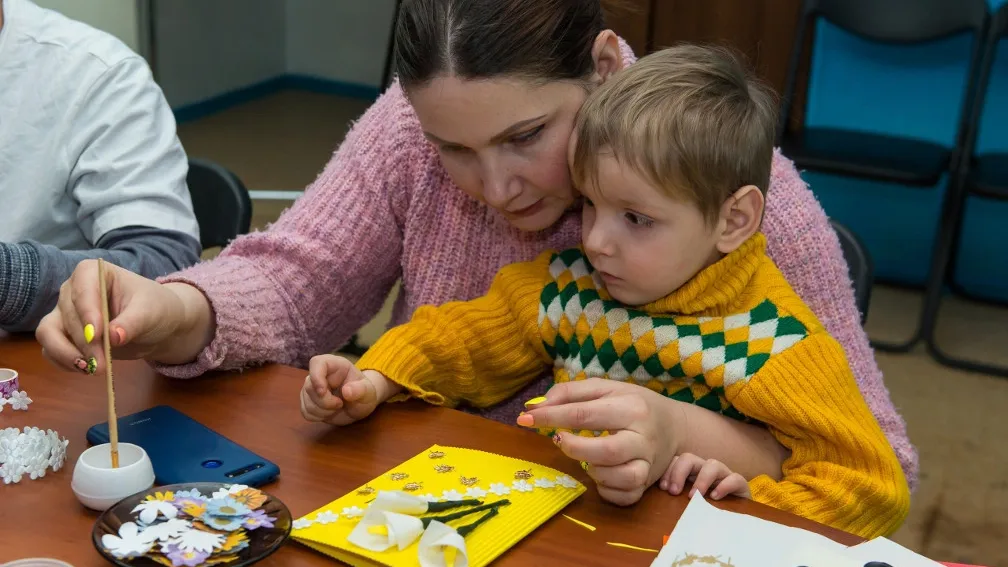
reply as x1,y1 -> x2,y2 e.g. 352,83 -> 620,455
762,149 -> 919,491
154,85 -> 423,377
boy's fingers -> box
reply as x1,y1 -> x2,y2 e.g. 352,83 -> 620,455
665,453 -> 701,491
711,473 -> 749,499
690,460 -> 728,497
300,388 -> 332,422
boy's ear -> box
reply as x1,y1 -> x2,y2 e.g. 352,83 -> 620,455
715,186 -> 764,254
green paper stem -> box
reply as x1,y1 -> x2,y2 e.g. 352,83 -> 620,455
421,499 -> 511,527
425,498 -> 483,513
456,507 -> 500,538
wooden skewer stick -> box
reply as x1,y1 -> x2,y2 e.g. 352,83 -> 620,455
97,258 -> 119,468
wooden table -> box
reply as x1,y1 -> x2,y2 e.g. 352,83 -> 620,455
0,335 -> 861,566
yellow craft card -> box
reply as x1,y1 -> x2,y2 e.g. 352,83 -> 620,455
290,444 -> 586,566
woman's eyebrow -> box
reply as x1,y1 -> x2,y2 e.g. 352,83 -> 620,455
489,115 -> 547,144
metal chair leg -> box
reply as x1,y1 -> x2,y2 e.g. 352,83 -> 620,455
925,192 -> 1008,378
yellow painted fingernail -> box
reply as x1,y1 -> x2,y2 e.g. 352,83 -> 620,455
84,324 -> 95,344
580,461 -> 588,471
524,396 -> 547,407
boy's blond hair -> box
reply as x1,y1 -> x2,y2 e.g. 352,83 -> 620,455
571,43 -> 779,224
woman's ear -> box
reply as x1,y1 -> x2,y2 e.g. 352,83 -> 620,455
590,30 -> 624,85
715,186 -> 765,254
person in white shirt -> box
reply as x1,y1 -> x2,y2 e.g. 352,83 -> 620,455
0,0 -> 201,333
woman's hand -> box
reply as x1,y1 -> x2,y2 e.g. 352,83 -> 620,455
517,378 -> 684,506
35,260 -> 215,374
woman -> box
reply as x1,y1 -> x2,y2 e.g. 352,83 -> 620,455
36,0 -> 917,501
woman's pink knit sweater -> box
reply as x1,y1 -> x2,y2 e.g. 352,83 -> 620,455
157,43 -> 917,490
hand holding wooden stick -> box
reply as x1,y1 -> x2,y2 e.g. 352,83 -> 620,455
97,258 -> 119,468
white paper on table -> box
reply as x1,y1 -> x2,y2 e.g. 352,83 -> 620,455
844,537 -> 947,566
651,491 -> 856,567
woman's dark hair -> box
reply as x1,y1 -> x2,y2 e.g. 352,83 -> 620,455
393,0 -> 619,88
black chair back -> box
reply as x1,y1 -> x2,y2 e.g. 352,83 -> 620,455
802,0 -> 988,44
778,0 -> 990,143
830,219 -> 873,324
186,158 -> 252,249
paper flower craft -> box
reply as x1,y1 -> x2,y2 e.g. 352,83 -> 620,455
0,390 -> 32,412
346,491 -> 511,557
0,427 -> 69,484
97,484 -> 278,566
290,445 -> 586,567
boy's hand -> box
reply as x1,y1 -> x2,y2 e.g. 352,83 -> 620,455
659,453 -> 750,500
299,354 -> 396,425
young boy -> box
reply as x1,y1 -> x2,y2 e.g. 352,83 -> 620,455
299,44 -> 910,539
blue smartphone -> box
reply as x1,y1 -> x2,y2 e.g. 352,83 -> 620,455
86,405 -> 280,487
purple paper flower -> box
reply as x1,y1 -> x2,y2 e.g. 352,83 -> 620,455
172,497 -> 206,511
242,509 -> 276,530
163,543 -> 210,567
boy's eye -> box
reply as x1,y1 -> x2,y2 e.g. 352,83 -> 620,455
510,125 -> 544,145
625,212 -> 654,227
583,197 -> 594,208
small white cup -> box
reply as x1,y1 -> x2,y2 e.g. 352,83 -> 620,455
0,556 -> 75,560
71,443 -> 155,511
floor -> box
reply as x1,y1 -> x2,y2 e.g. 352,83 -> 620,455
177,90 -> 1008,566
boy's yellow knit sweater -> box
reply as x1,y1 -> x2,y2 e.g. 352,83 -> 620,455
357,233 -> 910,539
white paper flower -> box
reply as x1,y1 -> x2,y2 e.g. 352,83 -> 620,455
511,480 -> 534,493
341,506 -> 365,519
101,522 -> 155,559
315,510 -> 340,524
441,489 -> 464,502
463,486 -> 487,499
292,518 -> 314,529
534,478 -> 556,489
348,508 -> 425,552
487,483 -> 510,496
0,398 -> 6,411
47,433 -> 68,471
420,493 -> 441,503
168,527 -> 224,553
211,484 -> 249,499
369,491 -> 430,514
0,462 -> 20,484
133,499 -> 179,524
554,475 -> 578,489
7,391 -> 31,411
418,520 -> 469,567
139,518 -> 191,542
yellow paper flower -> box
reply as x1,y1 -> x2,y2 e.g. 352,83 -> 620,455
219,530 -> 249,552
145,491 -> 175,502
230,488 -> 267,510
180,501 -> 207,518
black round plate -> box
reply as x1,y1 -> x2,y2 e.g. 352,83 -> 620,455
91,482 -> 291,567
